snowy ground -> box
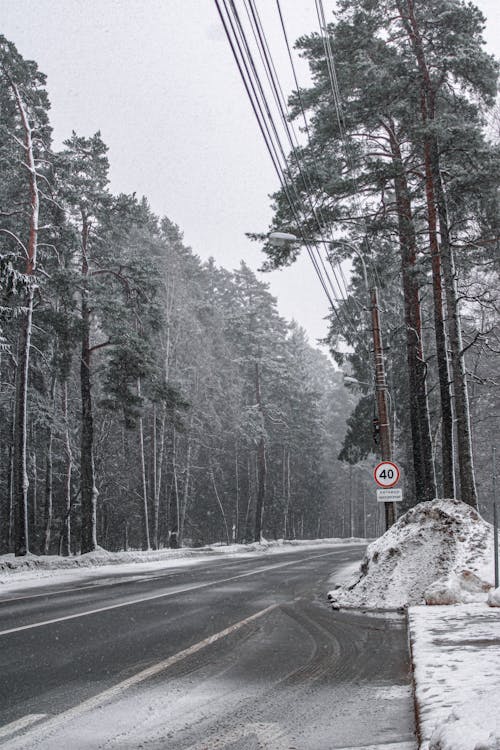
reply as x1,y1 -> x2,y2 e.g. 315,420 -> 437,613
0,537 -> 366,595
326,498 -> 500,750
410,604 -> 500,750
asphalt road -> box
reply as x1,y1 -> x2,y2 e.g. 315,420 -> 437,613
0,545 -> 416,749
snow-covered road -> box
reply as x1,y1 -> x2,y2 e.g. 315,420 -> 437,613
0,544 -> 416,749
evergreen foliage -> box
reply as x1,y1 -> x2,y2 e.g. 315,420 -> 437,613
0,37 -> 359,554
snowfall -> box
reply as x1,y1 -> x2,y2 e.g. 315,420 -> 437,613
328,498 -> 500,750
2,500 -> 500,750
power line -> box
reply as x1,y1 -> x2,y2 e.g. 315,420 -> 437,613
214,0 -> 362,343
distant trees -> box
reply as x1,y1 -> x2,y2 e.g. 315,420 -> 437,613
0,37 -> 356,556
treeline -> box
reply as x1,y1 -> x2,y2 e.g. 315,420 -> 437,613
0,35 -> 361,556
259,0 -> 500,513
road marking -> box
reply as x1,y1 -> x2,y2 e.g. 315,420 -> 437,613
0,550 -> 339,637
333,743 -> 416,749
0,604 -> 280,748
0,715 -> 47,740
0,573 -> 176,604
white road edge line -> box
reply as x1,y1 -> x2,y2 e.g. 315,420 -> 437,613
0,715 -> 47,740
0,550 -> 339,637
0,603 -> 280,749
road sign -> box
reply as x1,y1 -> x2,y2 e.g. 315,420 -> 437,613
377,488 -> 403,503
374,461 -> 400,488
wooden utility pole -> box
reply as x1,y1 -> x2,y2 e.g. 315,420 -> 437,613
371,288 -> 396,529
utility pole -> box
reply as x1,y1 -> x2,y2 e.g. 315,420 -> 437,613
371,287 -> 396,530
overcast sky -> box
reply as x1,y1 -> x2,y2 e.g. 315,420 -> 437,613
1,0 -> 499,347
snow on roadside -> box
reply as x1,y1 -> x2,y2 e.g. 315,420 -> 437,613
409,604 -> 500,750
0,537 -> 366,594
328,499 -> 495,609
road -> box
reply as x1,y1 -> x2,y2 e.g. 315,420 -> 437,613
0,545 -> 416,749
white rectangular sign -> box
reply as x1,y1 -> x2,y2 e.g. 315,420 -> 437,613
377,488 -> 403,503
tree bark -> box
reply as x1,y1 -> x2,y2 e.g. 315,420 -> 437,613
80,216 -> 98,553
397,0 -> 478,507
180,426 -> 193,546
432,147 -> 478,507
137,378 -> 151,550
253,361 -> 267,541
61,381 -> 72,556
168,426 -> 180,548
387,123 -> 436,502
423,135 -> 456,498
11,82 -> 39,556
42,377 -> 56,555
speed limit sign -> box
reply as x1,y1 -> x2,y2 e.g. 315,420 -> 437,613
374,461 -> 400,488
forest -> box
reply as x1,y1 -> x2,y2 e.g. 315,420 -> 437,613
244,0 -> 500,518
0,35 -> 363,557
2,0 -> 500,558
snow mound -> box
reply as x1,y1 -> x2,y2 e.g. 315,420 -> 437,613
328,499 -> 492,609
487,587 -> 500,608
424,569 -> 491,605
429,711 -> 499,750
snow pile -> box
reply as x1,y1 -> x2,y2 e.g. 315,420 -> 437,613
328,499 -> 493,609
424,569 -> 491,605
487,587 -> 500,608
428,711 -> 498,750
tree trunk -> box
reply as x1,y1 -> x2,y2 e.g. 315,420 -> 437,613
397,0 -> 478,507
11,82 -> 39,556
80,217 -> 98,553
387,124 -> 436,502
210,464 -> 230,545
153,405 -> 166,549
432,147 -> 478,507
13,299 -> 33,556
179,428 -> 193,546
234,446 -> 240,542
61,381 -> 72,556
42,377 -> 56,555
137,378 -> 151,550
423,135 -> 456,498
168,426 -> 179,548
30,442 -> 37,546
152,405 -> 158,548
253,361 -> 267,542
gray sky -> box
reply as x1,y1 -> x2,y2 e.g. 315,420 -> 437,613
1,0 -> 499,347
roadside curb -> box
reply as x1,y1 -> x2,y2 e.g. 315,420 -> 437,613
406,607 -> 422,750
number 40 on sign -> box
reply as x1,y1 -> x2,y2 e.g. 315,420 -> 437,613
374,461 -> 400,488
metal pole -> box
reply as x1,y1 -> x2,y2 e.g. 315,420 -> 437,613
362,485 -> 366,538
371,287 -> 395,530
493,447 -> 498,589
349,464 -> 353,538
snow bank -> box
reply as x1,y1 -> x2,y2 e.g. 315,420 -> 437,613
424,569 -> 491,605
328,499 -> 494,609
410,604 -> 500,750
428,712 -> 498,750
487,587 -> 500,607
0,537 -> 365,593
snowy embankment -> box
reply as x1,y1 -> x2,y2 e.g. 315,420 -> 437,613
0,536 -> 365,595
327,499 -> 494,609
410,604 -> 500,750
327,498 -> 500,749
